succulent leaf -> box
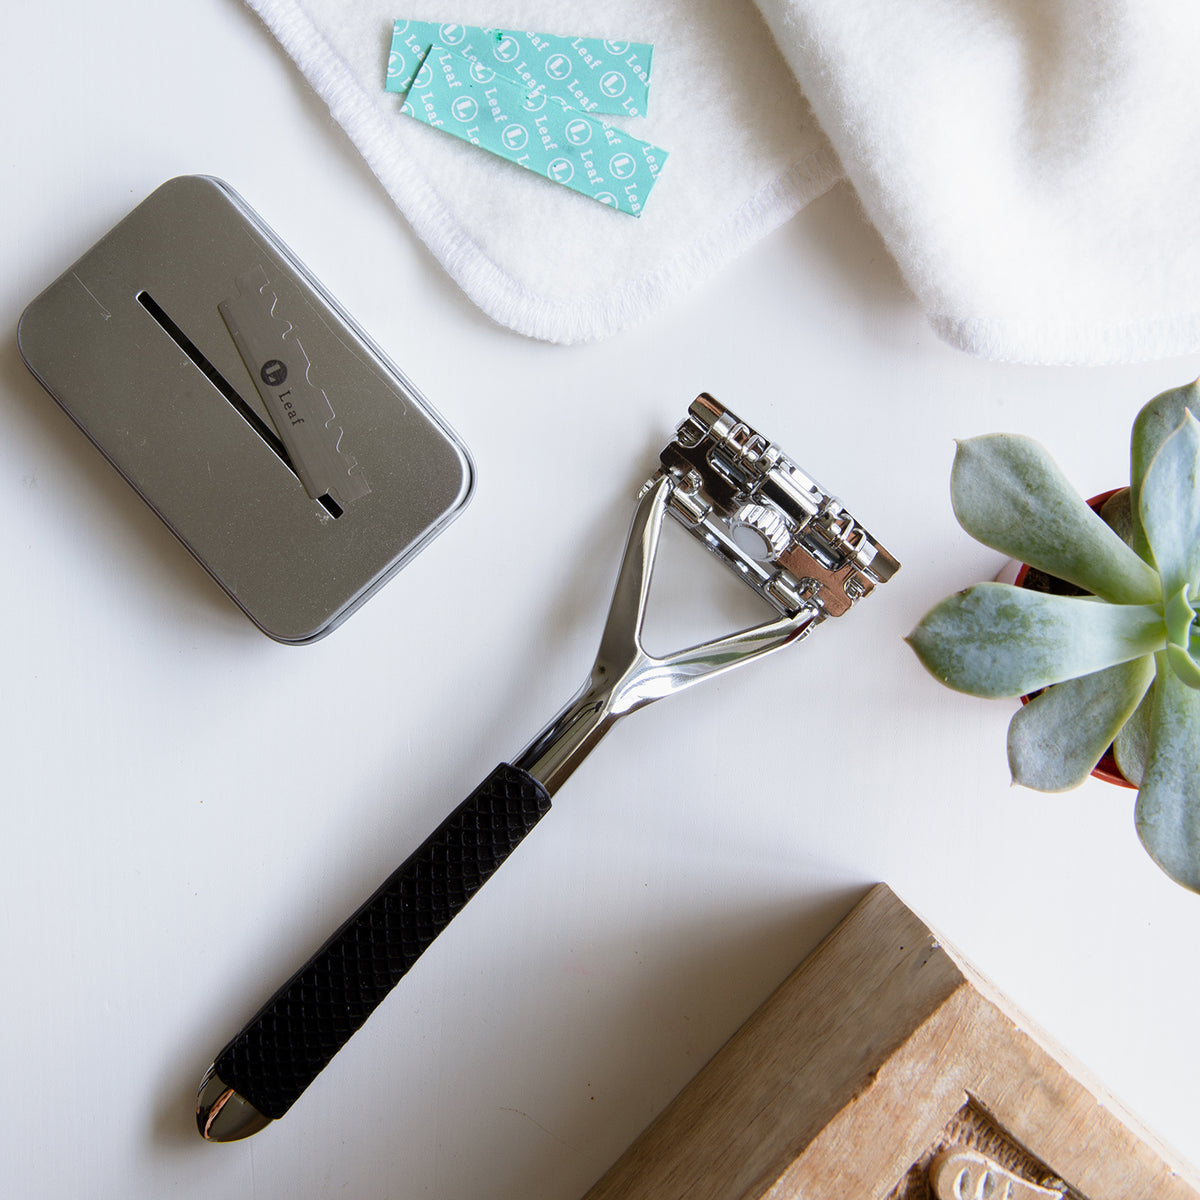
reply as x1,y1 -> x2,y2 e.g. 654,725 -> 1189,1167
1131,378 -> 1200,560
1166,645 -> 1200,690
1135,656 -> 1200,892
1007,657 -> 1154,791
1113,681 -> 1155,786
1099,488 -> 1135,546
951,435 -> 1160,605
1140,410 -> 1200,601
907,583 -> 1164,699
1164,584 -> 1196,648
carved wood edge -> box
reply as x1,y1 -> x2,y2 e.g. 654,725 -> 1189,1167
580,884 -> 1200,1200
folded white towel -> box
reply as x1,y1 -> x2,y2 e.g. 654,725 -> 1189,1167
754,0 -> 1200,365
247,1 -> 1200,364
243,0 -> 840,344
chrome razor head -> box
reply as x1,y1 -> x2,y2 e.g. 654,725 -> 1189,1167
645,394 -> 900,620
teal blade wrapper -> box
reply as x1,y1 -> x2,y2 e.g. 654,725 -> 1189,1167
386,21 -> 653,116
401,43 -> 667,217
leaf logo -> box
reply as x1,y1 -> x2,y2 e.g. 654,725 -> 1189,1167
565,119 -> 592,146
501,124 -> 529,151
493,35 -> 520,62
599,71 -> 627,98
609,152 -> 636,179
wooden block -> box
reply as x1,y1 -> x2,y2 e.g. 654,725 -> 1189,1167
580,884 -> 1200,1200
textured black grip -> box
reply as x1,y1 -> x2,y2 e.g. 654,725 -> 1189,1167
213,763 -> 551,1120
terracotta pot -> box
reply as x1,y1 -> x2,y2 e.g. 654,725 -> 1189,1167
1013,488 -> 1135,790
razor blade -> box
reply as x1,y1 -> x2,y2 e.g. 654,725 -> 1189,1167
196,395 -> 900,1141
218,265 -> 370,514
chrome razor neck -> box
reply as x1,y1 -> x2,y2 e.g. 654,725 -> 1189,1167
514,476 -> 820,796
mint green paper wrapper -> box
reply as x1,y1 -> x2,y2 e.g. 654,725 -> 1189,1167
403,44 -> 666,216
386,20 -> 653,116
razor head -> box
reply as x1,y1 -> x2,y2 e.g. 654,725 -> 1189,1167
647,394 -> 900,619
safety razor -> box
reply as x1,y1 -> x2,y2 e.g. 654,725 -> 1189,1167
196,393 -> 900,1140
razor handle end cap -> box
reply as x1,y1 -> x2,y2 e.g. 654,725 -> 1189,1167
196,1066 -> 273,1141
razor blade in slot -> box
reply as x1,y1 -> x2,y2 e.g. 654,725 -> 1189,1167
196,394 -> 900,1141
219,265 -> 370,514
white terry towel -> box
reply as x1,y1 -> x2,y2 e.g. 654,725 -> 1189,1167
243,0 -> 841,345
754,0 -> 1200,365
246,1 -> 1200,364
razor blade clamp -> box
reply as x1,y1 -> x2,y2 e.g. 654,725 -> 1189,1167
652,393 -> 899,621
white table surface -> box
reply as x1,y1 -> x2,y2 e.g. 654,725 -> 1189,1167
5,3 -> 1200,1197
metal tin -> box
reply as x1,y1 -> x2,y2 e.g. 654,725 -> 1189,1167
17,175 -> 474,643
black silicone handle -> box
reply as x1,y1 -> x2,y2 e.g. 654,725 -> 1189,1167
212,763 -> 552,1120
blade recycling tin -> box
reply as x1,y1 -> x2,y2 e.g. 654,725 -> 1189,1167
17,175 -> 474,643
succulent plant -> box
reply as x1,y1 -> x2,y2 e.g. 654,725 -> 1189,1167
908,378 -> 1200,893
